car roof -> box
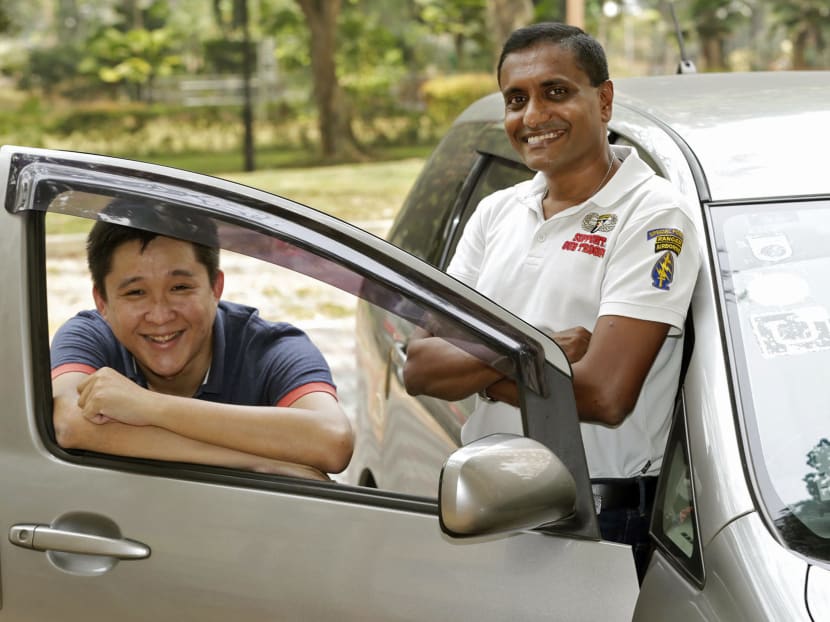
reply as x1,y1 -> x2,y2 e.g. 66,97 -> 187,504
457,71 -> 830,203
614,71 -> 829,202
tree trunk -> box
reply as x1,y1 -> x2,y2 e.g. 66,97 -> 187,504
240,0 -> 255,171
486,0 -> 534,68
792,29 -> 809,69
123,0 -> 143,29
296,0 -> 362,161
698,33 -> 727,71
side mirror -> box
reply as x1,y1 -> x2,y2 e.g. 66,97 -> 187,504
439,433 -> 576,537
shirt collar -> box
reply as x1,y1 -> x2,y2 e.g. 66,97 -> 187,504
196,303 -> 226,397
517,145 -> 654,215
590,145 -> 653,209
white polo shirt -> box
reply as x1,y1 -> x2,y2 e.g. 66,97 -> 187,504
449,146 -> 701,478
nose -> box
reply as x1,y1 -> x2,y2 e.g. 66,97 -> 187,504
523,95 -> 551,129
144,297 -> 176,324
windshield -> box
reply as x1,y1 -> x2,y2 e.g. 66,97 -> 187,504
712,198 -> 830,563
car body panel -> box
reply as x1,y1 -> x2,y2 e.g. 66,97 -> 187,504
637,513 -> 810,621
612,72 -> 829,201
807,564 -> 830,621
682,275 -> 755,548
1,452 -> 638,621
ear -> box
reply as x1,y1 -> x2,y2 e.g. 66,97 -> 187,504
92,285 -> 108,317
599,80 -> 614,123
212,270 -> 225,301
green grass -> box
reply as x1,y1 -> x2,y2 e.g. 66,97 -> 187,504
223,157 -> 425,223
45,155 -> 426,236
126,144 -> 435,176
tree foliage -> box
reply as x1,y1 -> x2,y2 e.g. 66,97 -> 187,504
79,26 -> 183,99
768,0 -> 829,69
0,4 -> 13,34
687,0 -> 751,71
414,0 -> 491,70
1,0 -> 828,163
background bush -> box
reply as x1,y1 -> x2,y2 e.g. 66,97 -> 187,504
0,91 -> 438,163
419,73 -> 499,130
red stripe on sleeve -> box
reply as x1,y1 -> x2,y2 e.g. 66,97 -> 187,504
276,382 -> 338,407
51,363 -> 97,380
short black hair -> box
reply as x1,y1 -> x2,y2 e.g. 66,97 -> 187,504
87,200 -> 220,300
497,22 -> 609,87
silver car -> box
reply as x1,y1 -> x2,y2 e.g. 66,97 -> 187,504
348,71 -> 830,620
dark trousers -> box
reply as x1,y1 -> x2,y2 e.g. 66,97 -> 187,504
594,477 -> 657,584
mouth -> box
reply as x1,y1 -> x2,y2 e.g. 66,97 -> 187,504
143,331 -> 184,345
525,129 -> 565,145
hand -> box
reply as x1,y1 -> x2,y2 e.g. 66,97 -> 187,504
546,326 -> 592,363
76,367 -> 155,426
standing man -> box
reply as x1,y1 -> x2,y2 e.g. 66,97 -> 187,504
52,215 -> 354,480
404,22 -> 700,580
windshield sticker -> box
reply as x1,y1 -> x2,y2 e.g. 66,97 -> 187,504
747,233 -> 792,262
751,306 -> 830,357
745,272 -> 808,307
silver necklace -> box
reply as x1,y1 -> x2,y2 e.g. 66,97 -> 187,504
543,150 -> 617,203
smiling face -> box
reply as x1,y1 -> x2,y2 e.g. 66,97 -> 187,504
93,236 -> 224,396
499,42 -> 613,179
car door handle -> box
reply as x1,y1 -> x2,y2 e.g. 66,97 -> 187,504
9,524 -> 150,560
391,341 -> 407,368
390,341 -> 408,385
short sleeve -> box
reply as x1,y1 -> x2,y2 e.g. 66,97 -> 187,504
51,311 -> 120,373
447,198 -> 488,288
600,203 -> 702,336
260,326 -> 335,406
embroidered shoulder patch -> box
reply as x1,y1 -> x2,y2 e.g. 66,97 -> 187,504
651,252 -> 675,290
647,228 -> 684,255
647,228 -> 684,290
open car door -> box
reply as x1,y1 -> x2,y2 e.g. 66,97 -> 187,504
0,145 -> 638,621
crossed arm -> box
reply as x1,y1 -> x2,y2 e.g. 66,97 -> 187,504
52,369 -> 354,479
404,315 -> 670,426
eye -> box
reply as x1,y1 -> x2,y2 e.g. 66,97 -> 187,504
123,289 -> 145,297
548,86 -> 568,98
504,93 -> 527,110
171,283 -> 195,293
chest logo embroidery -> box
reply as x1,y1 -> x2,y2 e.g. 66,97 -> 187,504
647,228 -> 684,290
561,232 -> 607,258
560,213 -> 617,259
582,212 -> 618,233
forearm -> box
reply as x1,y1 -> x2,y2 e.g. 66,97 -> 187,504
480,377 -> 519,406
54,395 -> 326,477
403,336 -> 504,401
53,371 -> 338,478
142,393 -> 352,473
568,316 -> 671,426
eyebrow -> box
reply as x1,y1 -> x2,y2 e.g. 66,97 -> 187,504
115,269 -> 197,291
502,77 -> 573,95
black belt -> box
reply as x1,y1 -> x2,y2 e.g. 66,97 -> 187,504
591,477 -> 658,513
